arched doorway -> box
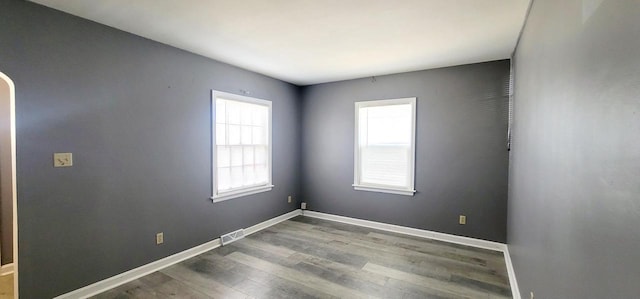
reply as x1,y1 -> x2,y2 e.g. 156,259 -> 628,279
0,71 -> 17,299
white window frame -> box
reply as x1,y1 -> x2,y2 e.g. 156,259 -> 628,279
211,90 -> 273,203
353,97 -> 417,196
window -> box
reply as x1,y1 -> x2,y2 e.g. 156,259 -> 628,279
211,90 -> 272,202
354,97 -> 416,196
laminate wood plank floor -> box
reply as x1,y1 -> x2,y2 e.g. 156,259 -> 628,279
91,216 -> 512,299
0,273 -> 14,299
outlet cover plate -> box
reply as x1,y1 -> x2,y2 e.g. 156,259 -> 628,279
54,153 -> 73,167
156,232 -> 164,245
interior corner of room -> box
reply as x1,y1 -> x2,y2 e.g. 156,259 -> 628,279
1,0 -> 639,298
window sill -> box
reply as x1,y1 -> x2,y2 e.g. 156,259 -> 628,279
211,185 -> 274,203
352,184 -> 416,196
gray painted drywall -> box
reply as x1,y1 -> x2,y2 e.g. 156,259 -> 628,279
301,61 -> 510,243
0,78 -> 11,265
0,1 -> 300,298
508,0 -> 640,298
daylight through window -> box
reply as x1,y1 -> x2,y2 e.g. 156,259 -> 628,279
212,91 -> 272,202
354,98 -> 416,196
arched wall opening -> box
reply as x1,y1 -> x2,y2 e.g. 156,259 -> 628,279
0,71 -> 18,299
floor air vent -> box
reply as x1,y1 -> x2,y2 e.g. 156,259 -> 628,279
221,229 -> 245,246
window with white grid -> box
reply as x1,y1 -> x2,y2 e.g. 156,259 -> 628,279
212,91 -> 272,202
354,98 -> 416,196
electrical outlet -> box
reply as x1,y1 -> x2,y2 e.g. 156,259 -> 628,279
288,195 -> 292,203
53,152 -> 73,167
301,202 -> 307,210
156,232 -> 164,245
459,215 -> 466,225
530,291 -> 534,299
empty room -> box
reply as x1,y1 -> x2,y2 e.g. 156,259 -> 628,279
0,0 -> 638,298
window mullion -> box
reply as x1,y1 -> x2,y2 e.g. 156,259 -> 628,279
240,125 -> 245,187
227,104 -> 231,190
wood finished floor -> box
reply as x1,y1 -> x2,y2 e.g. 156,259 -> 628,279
92,216 -> 512,299
0,273 -> 13,299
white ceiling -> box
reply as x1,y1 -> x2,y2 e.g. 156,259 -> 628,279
31,0 -> 530,85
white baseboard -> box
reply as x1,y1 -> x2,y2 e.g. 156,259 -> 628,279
302,210 -> 504,251
302,210 -> 521,299
503,246 -> 521,299
55,240 -> 222,299
245,209 -> 302,236
0,263 -> 14,276
55,209 -> 302,299
54,208 -> 522,299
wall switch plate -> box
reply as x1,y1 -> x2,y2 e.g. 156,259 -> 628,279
301,202 -> 307,210
156,232 -> 164,245
288,195 -> 292,203
54,152 -> 73,167
459,215 -> 466,225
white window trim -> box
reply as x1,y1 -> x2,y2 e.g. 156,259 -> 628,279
211,90 -> 273,203
353,97 -> 417,196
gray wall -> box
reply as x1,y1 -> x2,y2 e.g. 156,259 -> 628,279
0,78 -> 11,265
301,61 -> 510,243
0,1 -> 301,298
508,0 -> 640,298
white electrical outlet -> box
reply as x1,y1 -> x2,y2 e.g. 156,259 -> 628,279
288,195 -> 292,203
530,291 -> 534,299
459,215 -> 466,225
53,153 -> 73,167
156,232 -> 164,245
301,202 -> 307,210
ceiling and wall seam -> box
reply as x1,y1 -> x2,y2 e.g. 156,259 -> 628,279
29,0 -> 531,86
